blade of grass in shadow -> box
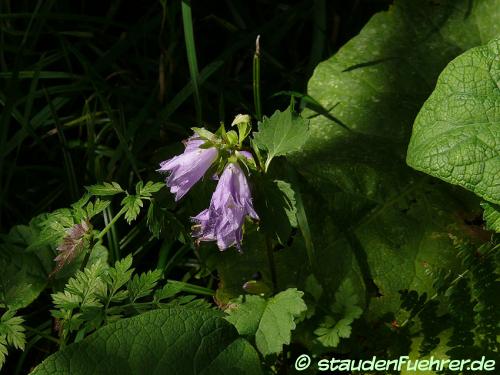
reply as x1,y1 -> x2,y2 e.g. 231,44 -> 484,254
307,0 -> 326,75
181,0 -> 202,123
286,165 -> 315,265
161,59 -> 223,121
103,205 -> 121,263
253,35 -> 262,120
161,1 -> 311,123
272,90 -> 349,130
62,41 -> 141,179
43,89 -> 79,201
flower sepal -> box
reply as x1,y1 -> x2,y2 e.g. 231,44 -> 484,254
191,127 -> 216,142
224,130 -> 239,147
235,150 -> 257,171
231,114 -> 252,145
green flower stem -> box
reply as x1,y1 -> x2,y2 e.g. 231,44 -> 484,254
80,206 -> 127,272
253,35 -> 262,121
97,205 -> 128,241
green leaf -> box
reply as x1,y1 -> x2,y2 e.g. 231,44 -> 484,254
0,336 -> 7,370
331,279 -> 363,318
85,182 -> 124,196
31,307 -> 262,375
121,195 -> 143,224
85,199 -> 111,219
225,288 -> 307,356
127,269 -> 162,302
0,221 -> 51,309
252,107 -> 309,171
407,37 -> 500,204
225,296 -> 266,336
254,178 -> 297,244
297,0 -> 500,203
211,224 -> 311,305
29,208 -> 75,249
314,279 -> 363,348
314,317 -> 353,348
0,310 -> 26,351
106,256 -> 134,290
192,127 -> 216,141
154,282 -> 184,301
135,181 -> 164,198
292,0 -> 499,322
62,261 -> 107,309
481,201 -> 500,232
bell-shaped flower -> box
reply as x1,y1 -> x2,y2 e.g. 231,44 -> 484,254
192,161 -> 258,250
158,136 -> 218,201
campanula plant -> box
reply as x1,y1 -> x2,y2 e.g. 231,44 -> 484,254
158,114 -> 264,251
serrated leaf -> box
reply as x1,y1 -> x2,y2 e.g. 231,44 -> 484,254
121,195 -> 143,224
106,255 -> 134,292
252,107 -> 309,170
85,199 -> 111,219
63,261 -> 107,308
28,208 -> 75,249
85,182 -> 124,196
314,317 -> 353,348
225,296 -> 266,336
407,37 -> 500,204
31,307 -> 262,375
51,220 -> 92,276
127,269 -> 162,302
154,282 -> 184,301
135,181 -> 164,198
481,201 -> 500,232
314,279 -> 363,348
331,279 -> 362,318
52,291 -> 82,310
225,288 -> 307,356
0,310 -> 25,351
0,336 -> 7,370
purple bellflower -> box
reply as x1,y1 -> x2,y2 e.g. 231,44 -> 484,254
158,136 -> 218,201
192,161 -> 259,250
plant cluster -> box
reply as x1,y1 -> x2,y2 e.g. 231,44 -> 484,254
0,0 -> 499,374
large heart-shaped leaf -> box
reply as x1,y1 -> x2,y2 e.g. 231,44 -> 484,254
291,0 -> 499,319
407,37 -> 500,204
30,307 -> 262,375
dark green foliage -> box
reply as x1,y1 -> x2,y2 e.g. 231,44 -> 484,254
397,240 -> 499,371
1,0 -> 499,373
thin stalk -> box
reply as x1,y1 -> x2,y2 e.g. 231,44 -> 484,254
80,206 -> 126,271
253,35 -> 262,120
103,205 -> 121,263
181,0 -> 202,123
97,205 -> 127,241
24,325 -> 60,345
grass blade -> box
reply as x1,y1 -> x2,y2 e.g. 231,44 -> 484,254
181,0 -> 202,124
253,35 -> 262,120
